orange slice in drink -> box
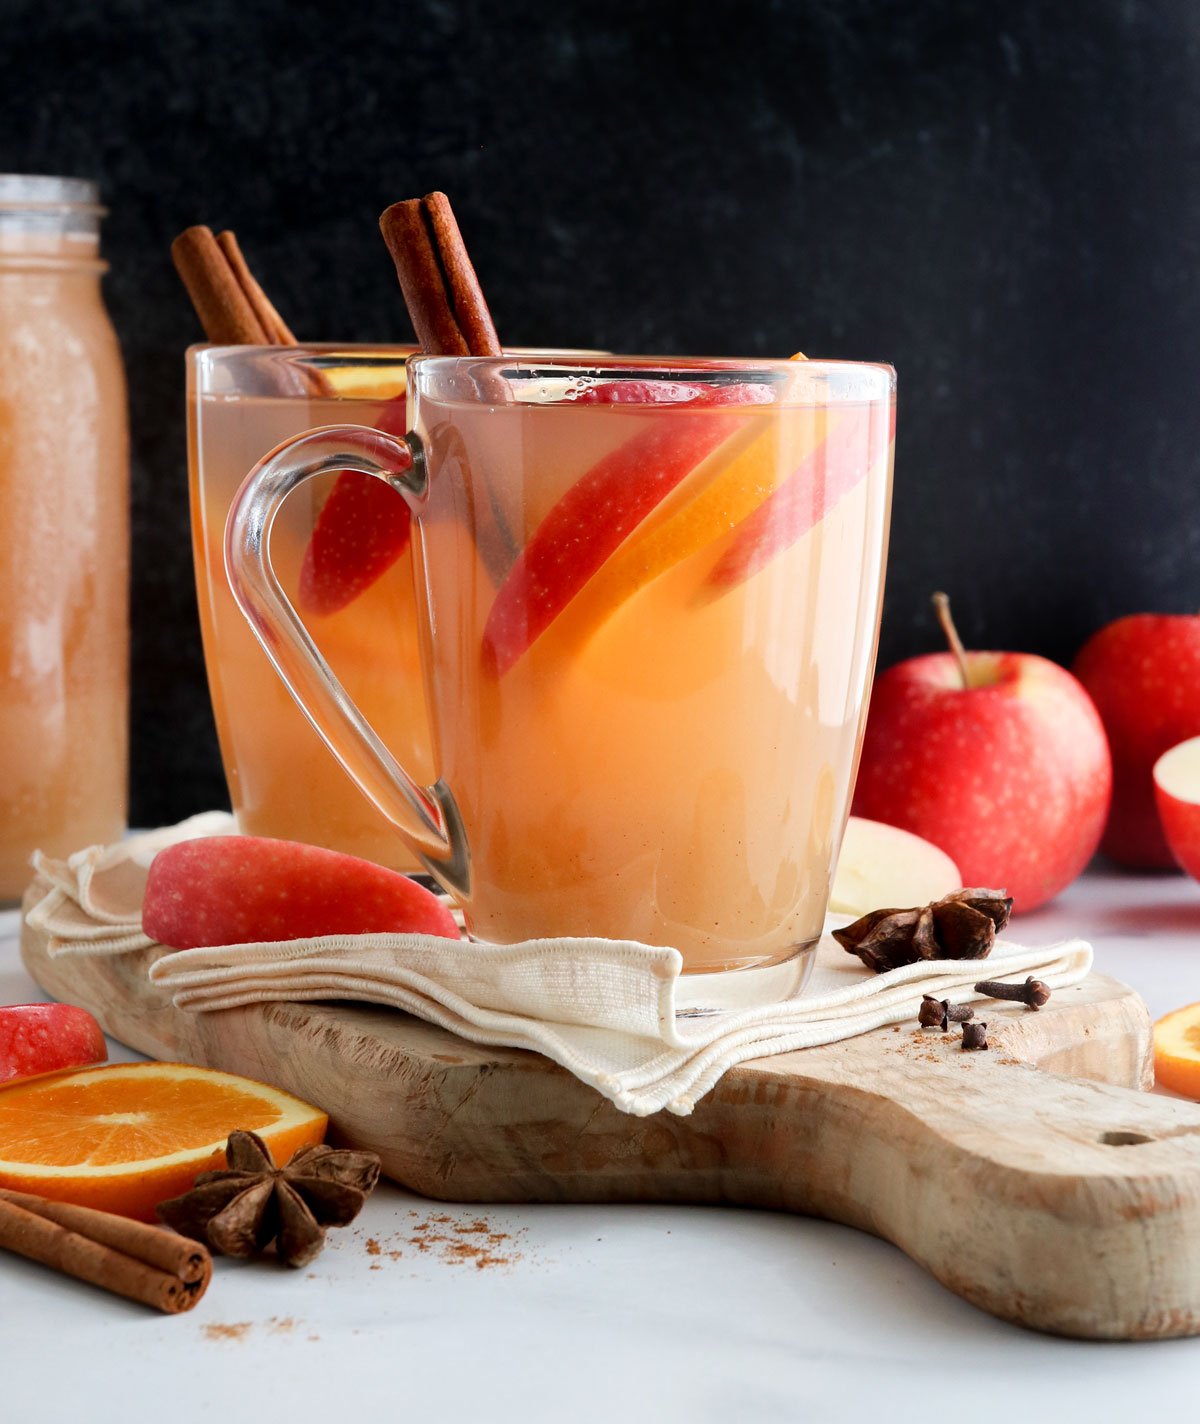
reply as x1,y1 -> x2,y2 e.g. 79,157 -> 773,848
0,1062 -> 328,1220
1154,1003 -> 1200,1099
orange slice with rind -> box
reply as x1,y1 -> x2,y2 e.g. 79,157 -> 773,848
1154,1003 -> 1200,1099
0,1061 -> 328,1220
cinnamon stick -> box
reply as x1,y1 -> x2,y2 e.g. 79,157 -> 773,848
379,192 -> 502,356
172,224 -> 269,345
216,230 -> 297,345
0,1188 -> 212,1314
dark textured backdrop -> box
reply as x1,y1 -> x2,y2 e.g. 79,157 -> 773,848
2,0 -> 1198,823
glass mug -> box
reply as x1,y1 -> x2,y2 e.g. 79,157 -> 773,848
190,346 -> 430,871
226,354 -> 895,973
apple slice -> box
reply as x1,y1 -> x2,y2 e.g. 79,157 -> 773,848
830,816 -> 963,918
0,1003 -> 107,1086
707,402 -> 893,590
557,356 -> 815,625
297,394 -> 413,618
1153,736 -> 1200,879
481,382 -> 772,677
143,836 -> 460,949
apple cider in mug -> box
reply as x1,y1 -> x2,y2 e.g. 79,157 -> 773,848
189,350 -> 432,870
410,372 -> 893,968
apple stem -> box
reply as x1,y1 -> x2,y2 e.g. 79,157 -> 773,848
932,591 -> 970,689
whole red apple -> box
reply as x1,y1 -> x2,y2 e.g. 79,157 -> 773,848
1072,614 -> 1200,868
852,595 -> 1112,912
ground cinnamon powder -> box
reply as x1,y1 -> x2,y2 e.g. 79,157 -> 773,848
359,1211 -> 524,1270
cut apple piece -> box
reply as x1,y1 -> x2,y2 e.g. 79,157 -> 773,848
563,355 -> 813,625
481,382 -> 772,677
297,394 -> 413,617
1153,736 -> 1200,880
707,402 -> 894,590
143,836 -> 460,948
830,816 -> 963,918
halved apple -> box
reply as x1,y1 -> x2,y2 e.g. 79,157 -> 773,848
830,816 -> 963,918
1153,736 -> 1200,879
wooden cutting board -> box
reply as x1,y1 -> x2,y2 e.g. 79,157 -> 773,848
20,893 -> 1200,1341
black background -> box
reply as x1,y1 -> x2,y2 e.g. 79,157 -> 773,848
2,0 -> 1198,824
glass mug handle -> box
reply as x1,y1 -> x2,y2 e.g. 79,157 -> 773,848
223,424 -> 469,895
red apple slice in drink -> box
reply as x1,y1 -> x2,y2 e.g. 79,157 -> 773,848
298,395 -> 413,617
706,401 -> 894,590
481,381 -> 773,677
558,357 -> 818,625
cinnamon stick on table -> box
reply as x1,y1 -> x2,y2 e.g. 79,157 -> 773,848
0,1187 -> 212,1314
379,193 -> 502,356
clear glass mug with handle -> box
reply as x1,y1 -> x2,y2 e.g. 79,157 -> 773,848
190,344 -> 429,873
225,353 -> 895,974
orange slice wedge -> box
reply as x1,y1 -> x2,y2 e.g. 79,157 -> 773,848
1153,1003 -> 1200,1099
0,1062 -> 327,1220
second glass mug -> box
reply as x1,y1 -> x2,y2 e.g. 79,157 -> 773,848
225,353 -> 895,974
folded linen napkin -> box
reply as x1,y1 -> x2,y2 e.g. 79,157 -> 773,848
27,818 -> 1094,1117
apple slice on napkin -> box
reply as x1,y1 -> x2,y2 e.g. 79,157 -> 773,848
143,837 -> 459,949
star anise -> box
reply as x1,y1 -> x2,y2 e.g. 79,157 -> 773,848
833,888 -> 1013,973
156,1130 -> 382,1268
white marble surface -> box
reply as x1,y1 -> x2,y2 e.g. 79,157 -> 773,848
3,866 -> 1200,1421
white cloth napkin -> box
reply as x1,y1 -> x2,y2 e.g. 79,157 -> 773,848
27,818 -> 1094,1117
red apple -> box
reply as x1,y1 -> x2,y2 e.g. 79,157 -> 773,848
0,1003 -> 107,1086
1072,614 -> 1200,868
1153,736 -> 1200,879
143,836 -> 460,949
852,596 -> 1112,912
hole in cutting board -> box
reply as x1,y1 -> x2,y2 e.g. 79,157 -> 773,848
1100,1130 -> 1155,1146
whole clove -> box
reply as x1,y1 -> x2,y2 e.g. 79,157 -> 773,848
974,976 -> 1051,1010
961,1021 -> 989,1051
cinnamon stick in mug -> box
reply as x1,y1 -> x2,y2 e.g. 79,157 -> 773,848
171,224 -> 270,345
379,192 -> 502,356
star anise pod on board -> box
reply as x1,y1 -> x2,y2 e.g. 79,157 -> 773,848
156,1130 -> 381,1268
833,889 -> 1013,973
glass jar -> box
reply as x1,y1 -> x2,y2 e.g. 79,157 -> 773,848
0,175 -> 128,897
